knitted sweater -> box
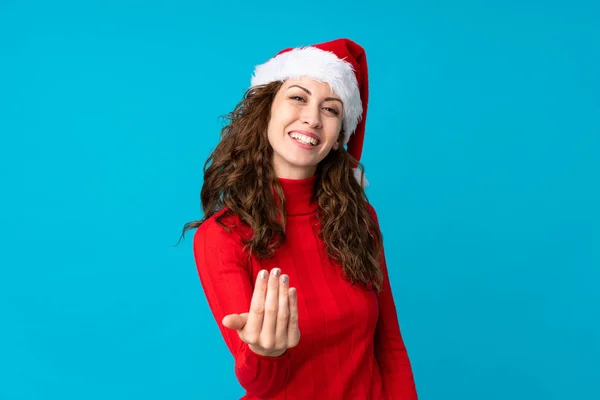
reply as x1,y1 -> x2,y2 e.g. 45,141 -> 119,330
193,175 -> 418,399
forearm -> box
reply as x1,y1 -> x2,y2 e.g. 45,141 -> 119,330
234,343 -> 291,396
193,221 -> 290,396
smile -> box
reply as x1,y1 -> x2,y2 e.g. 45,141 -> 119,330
289,131 -> 320,147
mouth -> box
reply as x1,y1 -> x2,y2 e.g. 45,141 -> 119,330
288,131 -> 321,147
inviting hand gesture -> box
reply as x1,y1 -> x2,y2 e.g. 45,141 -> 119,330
222,268 -> 300,357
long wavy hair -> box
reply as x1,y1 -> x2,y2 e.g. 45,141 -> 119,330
180,81 -> 384,291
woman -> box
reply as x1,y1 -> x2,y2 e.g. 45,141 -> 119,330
182,38 -> 418,399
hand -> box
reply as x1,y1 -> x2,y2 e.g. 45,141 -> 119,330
222,268 -> 300,357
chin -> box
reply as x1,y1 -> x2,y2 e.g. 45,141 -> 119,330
281,151 -> 315,165
288,159 -> 318,170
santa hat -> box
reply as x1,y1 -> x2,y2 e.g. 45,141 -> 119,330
250,38 -> 369,187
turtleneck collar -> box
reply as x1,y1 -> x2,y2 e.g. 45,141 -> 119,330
277,175 -> 319,216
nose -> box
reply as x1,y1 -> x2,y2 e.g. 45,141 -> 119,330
300,105 -> 322,129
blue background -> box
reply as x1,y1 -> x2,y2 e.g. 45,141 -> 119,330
1,0 -> 598,399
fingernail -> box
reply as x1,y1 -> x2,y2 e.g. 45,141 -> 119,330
260,270 -> 268,279
272,268 -> 281,277
281,275 -> 289,284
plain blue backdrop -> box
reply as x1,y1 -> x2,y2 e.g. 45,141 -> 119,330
1,0 -> 598,399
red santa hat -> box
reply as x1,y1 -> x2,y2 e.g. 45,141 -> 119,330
250,38 -> 369,187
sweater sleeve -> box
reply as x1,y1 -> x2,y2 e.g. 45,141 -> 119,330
192,217 -> 290,397
368,205 -> 418,399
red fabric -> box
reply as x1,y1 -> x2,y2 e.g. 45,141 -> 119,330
193,175 -> 418,399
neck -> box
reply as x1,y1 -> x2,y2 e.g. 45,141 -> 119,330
273,163 -> 317,180
277,175 -> 318,216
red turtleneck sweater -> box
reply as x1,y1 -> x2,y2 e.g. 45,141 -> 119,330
193,176 -> 418,399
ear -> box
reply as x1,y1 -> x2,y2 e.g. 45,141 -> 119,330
332,130 -> 343,150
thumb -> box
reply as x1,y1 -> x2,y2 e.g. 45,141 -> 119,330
222,313 -> 249,331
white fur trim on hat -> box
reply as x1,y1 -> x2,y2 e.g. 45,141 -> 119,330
250,47 -> 362,146
353,167 -> 368,188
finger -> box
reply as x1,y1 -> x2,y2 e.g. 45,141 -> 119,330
260,268 -> 281,348
245,270 -> 268,342
222,313 -> 248,331
275,274 -> 290,347
287,287 -> 300,348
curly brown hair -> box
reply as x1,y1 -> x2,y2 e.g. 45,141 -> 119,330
180,81 -> 384,291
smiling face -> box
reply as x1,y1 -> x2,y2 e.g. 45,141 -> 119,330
267,76 -> 344,179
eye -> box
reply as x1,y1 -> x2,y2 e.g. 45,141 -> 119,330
289,95 -> 306,102
323,107 -> 340,116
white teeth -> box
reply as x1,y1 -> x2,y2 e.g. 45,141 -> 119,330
290,132 -> 318,146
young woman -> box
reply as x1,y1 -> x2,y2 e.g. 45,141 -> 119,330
182,39 -> 418,399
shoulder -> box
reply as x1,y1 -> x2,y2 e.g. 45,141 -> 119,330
192,209 -> 252,272
193,208 -> 248,249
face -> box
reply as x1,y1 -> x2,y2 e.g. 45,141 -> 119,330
267,76 -> 344,179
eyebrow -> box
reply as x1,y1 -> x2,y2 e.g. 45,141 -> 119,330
287,85 -> 343,104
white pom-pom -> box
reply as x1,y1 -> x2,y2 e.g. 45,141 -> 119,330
352,167 -> 368,188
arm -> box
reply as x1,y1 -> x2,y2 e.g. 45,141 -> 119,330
193,218 -> 290,397
368,205 -> 418,399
